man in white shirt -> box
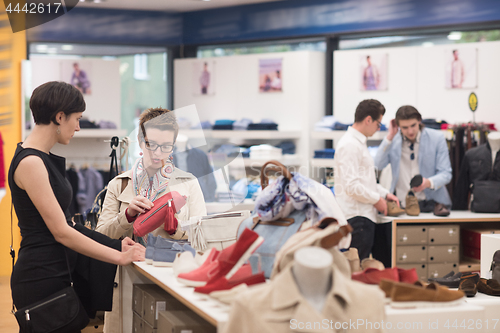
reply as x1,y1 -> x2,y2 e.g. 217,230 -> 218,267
334,99 -> 399,267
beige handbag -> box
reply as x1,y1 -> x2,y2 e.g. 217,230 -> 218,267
189,210 -> 251,251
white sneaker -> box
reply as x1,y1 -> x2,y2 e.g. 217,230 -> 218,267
172,252 -> 198,277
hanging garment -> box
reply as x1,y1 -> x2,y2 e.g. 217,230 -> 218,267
223,264 -> 385,333
453,142 -> 500,210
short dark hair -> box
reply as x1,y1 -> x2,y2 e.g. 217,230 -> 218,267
30,81 -> 86,125
354,99 -> 385,123
138,107 -> 179,142
395,105 -> 422,126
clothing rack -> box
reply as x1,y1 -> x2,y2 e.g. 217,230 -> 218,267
444,122 -> 492,201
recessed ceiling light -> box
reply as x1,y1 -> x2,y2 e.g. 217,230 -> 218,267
61,45 -> 73,51
422,42 -> 434,47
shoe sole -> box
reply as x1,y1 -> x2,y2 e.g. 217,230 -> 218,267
176,277 -> 207,287
391,296 -> 465,309
225,236 -> 264,280
152,261 -> 174,267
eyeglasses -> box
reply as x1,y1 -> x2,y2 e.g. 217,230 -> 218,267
144,140 -> 174,153
409,143 -> 415,160
374,119 -> 382,129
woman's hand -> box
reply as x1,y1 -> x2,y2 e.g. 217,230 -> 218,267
121,237 -> 136,252
119,242 -> 146,265
127,195 -> 154,217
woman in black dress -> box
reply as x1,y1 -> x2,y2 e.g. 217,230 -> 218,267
9,81 -> 145,329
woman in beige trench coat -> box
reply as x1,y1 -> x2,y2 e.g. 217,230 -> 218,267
96,107 -> 207,333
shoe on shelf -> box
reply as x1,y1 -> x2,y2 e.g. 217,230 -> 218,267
361,258 -> 385,271
351,267 -> 399,285
477,278 -> 500,296
195,247 -> 219,267
390,282 -> 465,308
379,279 -> 427,302
433,203 -> 450,217
172,252 -> 198,277
145,234 -> 157,265
343,248 -> 361,273
397,268 -> 419,283
459,278 -> 478,297
153,242 -> 185,267
194,265 -> 265,294
428,271 -> 462,288
387,201 -> 405,217
209,284 -> 249,304
405,191 -> 420,216
177,228 -> 263,287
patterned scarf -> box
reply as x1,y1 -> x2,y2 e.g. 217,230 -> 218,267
132,156 -> 174,244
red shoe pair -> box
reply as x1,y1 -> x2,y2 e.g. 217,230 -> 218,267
177,228 -> 265,292
352,267 -> 418,285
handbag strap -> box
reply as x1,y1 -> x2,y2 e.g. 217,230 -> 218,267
10,204 -> 75,314
10,203 -> 15,314
260,160 -> 292,189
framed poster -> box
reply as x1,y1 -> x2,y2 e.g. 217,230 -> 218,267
193,61 -> 216,95
360,54 -> 388,91
445,48 -> 477,89
259,58 -> 282,93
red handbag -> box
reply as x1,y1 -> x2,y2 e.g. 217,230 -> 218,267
133,191 -> 187,237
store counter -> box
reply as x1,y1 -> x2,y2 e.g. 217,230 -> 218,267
121,263 -> 230,333
122,262 -> 500,333
389,211 -> 500,268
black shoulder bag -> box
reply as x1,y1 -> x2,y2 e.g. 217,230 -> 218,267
11,204 -> 90,333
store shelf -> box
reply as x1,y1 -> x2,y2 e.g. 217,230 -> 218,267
310,158 -> 334,168
25,128 -> 128,139
180,129 -> 302,140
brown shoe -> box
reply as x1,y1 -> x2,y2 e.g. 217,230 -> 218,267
391,282 -> 465,308
387,201 -> 405,217
405,191 -> 420,216
379,279 -> 428,299
433,203 -> 450,217
477,278 -> 500,296
459,278 -> 478,297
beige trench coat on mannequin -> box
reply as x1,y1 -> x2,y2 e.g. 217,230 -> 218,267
96,168 -> 207,333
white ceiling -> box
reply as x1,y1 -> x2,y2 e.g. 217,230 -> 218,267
76,0 -> 285,13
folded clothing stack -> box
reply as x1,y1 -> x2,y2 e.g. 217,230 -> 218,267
249,144 -> 282,160
314,148 -> 335,159
213,119 -> 235,130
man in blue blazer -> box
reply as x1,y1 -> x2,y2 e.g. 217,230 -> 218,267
374,106 -> 452,210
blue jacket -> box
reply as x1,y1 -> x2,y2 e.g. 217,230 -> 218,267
374,127 -> 452,206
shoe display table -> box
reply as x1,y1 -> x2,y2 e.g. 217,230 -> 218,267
121,263 -> 500,332
389,212 -> 500,271
385,302 -> 485,333
120,262 -> 230,333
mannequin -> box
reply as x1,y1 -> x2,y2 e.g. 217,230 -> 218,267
488,132 -> 500,170
292,246 -> 333,313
